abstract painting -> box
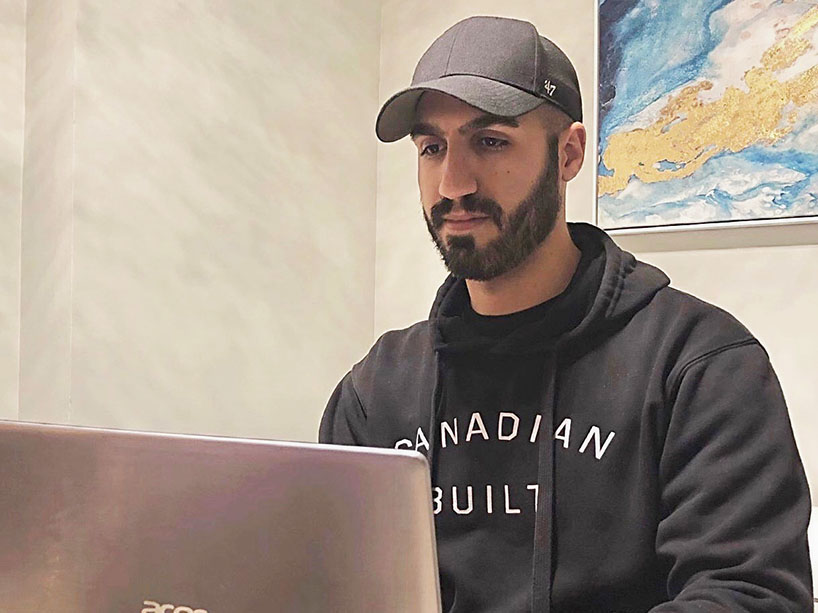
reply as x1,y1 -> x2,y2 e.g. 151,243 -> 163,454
597,0 -> 818,230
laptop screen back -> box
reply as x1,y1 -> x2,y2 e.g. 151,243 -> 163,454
0,420 -> 441,613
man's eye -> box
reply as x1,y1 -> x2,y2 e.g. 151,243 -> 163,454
420,143 -> 442,157
480,137 -> 508,149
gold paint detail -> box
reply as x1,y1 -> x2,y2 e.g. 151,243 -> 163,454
599,5 -> 818,197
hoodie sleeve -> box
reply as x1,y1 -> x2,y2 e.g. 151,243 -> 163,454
319,371 -> 368,445
648,341 -> 813,612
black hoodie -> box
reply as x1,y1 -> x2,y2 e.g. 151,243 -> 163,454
320,223 -> 812,612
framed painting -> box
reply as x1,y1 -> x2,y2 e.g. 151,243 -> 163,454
597,0 -> 818,232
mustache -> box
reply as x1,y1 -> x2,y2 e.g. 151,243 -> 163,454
429,195 -> 504,230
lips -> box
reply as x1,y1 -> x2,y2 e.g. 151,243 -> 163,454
443,215 -> 490,232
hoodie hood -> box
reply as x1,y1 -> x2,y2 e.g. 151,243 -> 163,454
428,222 -> 670,355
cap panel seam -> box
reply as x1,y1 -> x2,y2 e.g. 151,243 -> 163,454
443,23 -> 464,75
532,32 -> 542,92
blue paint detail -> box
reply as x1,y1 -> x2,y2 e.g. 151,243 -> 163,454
655,160 -> 687,171
740,146 -> 818,176
599,0 -> 732,149
598,159 -> 615,177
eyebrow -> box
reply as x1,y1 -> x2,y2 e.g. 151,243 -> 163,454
409,114 -> 520,140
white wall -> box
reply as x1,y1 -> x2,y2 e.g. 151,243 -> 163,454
14,0 -> 381,442
374,0 -> 817,494
0,0 -> 24,420
19,0 -> 77,427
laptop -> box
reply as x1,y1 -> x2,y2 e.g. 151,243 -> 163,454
0,420 -> 442,613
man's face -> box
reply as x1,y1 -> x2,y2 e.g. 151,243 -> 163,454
411,92 -> 562,281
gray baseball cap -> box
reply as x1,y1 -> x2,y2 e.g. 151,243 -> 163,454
376,16 -> 583,143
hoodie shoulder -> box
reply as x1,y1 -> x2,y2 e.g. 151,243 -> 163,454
653,285 -> 756,347
356,320 -> 433,371
641,285 -> 762,392
349,320 -> 437,415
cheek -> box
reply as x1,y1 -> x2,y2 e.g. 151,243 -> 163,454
481,166 -> 532,203
421,200 -> 433,222
417,167 -> 439,207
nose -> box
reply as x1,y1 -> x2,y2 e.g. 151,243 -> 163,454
438,146 -> 477,201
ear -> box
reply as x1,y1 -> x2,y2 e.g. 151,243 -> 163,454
560,123 -> 586,183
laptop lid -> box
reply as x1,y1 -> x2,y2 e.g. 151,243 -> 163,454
0,420 -> 441,613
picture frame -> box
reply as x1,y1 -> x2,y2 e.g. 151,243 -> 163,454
595,0 -> 818,234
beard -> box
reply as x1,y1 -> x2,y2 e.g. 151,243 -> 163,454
424,138 -> 561,281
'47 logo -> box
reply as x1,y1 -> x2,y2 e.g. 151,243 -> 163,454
542,79 -> 557,96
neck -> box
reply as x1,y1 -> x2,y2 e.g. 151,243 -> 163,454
466,222 -> 581,316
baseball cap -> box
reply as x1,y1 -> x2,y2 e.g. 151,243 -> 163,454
376,16 -> 583,143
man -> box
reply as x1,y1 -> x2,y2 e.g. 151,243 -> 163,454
320,15 -> 812,612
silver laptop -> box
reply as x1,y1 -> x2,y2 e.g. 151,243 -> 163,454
0,420 -> 441,613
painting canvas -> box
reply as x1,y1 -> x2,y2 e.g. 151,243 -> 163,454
597,0 -> 818,231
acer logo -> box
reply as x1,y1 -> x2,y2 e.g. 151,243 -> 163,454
141,600 -> 208,613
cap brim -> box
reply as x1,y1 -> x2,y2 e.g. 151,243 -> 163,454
375,75 -> 544,143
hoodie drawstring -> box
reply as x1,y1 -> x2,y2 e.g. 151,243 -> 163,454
532,346 -> 558,612
427,351 -> 446,486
